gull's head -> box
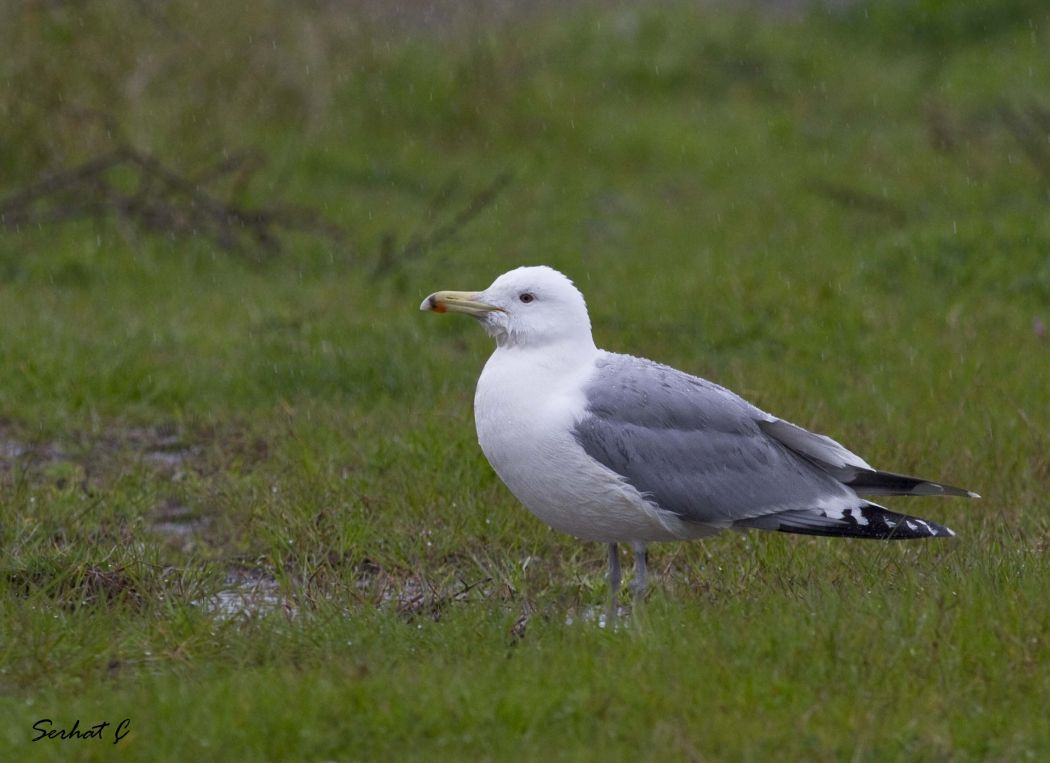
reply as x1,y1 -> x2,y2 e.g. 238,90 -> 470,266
420,265 -> 594,349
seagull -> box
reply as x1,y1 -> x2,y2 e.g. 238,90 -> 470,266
421,266 -> 978,613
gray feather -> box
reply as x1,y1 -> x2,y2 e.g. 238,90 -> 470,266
572,354 -> 856,524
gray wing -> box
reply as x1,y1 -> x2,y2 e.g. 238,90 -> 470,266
572,352 -> 975,533
572,353 -> 857,525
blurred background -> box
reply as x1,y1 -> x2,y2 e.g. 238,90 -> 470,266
1,1 -> 1049,757
2,0 -> 1048,422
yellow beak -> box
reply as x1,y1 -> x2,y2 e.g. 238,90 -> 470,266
420,290 -> 503,316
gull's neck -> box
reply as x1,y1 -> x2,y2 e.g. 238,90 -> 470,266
478,336 -> 599,422
491,335 -> 598,368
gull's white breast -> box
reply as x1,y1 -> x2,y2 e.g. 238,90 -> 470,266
473,346 -> 701,543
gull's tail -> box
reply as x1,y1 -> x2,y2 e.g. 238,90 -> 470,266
737,501 -> 955,539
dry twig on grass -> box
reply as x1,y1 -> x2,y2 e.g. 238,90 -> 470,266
805,179 -> 908,224
373,171 -> 512,277
998,101 -> 1050,191
0,145 -> 347,258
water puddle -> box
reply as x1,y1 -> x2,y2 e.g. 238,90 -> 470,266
564,604 -> 630,629
0,437 -> 27,459
150,501 -> 207,537
197,569 -> 292,619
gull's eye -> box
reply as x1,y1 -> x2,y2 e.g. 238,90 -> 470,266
519,292 -> 535,304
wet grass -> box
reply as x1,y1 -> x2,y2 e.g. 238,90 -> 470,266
2,1 -> 1050,760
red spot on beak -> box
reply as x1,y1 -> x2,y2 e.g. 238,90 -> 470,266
430,296 -> 447,313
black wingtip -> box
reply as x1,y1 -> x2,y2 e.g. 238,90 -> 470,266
744,502 -> 956,540
846,469 -> 977,499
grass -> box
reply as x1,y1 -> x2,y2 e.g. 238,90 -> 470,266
2,1 -> 1050,760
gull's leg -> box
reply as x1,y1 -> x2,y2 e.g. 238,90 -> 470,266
631,541 -> 648,600
606,542 -> 621,624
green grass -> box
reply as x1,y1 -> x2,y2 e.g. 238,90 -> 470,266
2,1 -> 1050,760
